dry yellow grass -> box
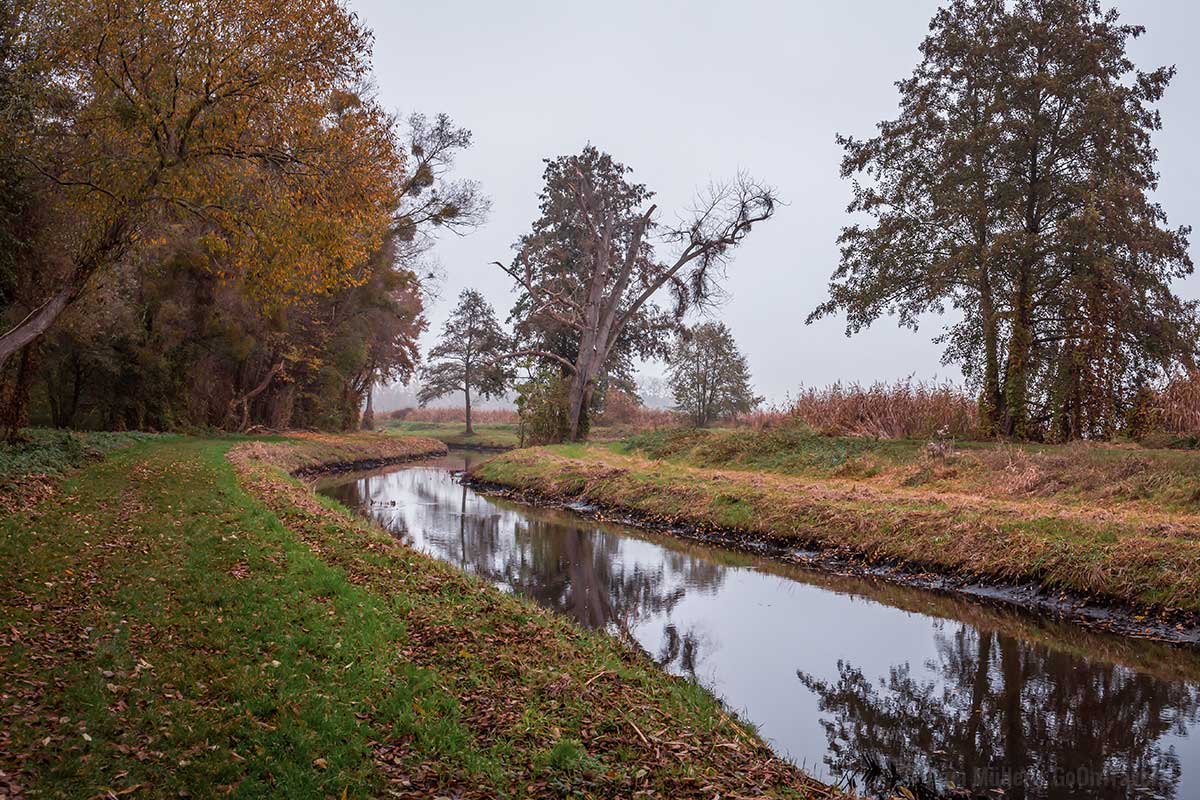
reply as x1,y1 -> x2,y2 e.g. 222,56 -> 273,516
473,443 -> 1200,616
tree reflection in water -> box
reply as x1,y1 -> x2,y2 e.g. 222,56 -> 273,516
798,624 -> 1198,799
323,461 -> 726,678
323,456 -> 1200,800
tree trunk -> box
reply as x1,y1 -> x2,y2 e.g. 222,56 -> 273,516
0,216 -> 128,373
2,344 -> 35,444
1004,128 -> 1041,440
1004,268 -> 1034,439
360,379 -> 375,430
464,385 -> 473,435
65,354 -> 84,428
46,364 -> 63,429
566,363 -> 599,442
567,371 -> 586,441
969,100 -> 1003,438
566,342 -> 598,441
977,236 -> 1004,436
564,221 -> 618,442
227,361 -> 284,432
45,354 -> 84,429
0,283 -> 76,376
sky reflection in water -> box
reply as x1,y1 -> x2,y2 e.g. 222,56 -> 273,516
320,451 -> 1200,799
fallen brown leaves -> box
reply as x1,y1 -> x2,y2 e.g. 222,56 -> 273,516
0,473 -> 56,516
0,460 -> 163,800
229,441 -> 836,799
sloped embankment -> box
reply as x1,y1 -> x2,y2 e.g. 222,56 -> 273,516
225,436 -> 834,798
469,443 -> 1200,642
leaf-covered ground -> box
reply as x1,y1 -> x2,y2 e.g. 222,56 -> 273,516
0,430 -> 166,515
0,436 -> 829,799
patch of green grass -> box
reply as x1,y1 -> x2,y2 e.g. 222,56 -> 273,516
624,425 -> 921,477
710,492 -> 755,528
537,737 -> 600,775
0,428 -> 167,481
1,439 -> 458,797
1,437 -> 814,798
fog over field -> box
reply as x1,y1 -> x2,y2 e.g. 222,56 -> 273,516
353,0 -> 1200,402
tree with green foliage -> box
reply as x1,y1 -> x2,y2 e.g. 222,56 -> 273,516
810,0 -> 1194,440
418,290 -> 509,435
513,367 -> 573,447
667,322 -> 760,427
502,146 -> 776,441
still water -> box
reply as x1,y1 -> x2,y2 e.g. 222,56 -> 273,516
319,450 -> 1200,799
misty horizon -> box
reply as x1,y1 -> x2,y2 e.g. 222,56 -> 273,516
354,0 -> 1200,404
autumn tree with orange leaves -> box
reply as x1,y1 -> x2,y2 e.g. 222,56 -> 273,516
1,0 -> 403,373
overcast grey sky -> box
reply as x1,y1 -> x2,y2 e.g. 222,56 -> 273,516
351,0 -> 1200,402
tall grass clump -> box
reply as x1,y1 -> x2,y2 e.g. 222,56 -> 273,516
592,390 -> 680,429
781,378 -> 981,439
1151,371 -> 1200,437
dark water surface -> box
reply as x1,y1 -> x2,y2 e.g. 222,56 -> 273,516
318,450 -> 1200,799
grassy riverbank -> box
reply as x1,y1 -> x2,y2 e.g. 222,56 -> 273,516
383,419 -> 521,449
0,433 -> 825,799
470,425 -> 1200,617
379,419 -> 654,450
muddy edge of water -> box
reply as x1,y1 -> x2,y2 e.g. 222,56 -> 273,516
462,474 -> 1200,648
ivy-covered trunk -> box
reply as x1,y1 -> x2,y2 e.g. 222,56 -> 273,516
565,367 -> 595,442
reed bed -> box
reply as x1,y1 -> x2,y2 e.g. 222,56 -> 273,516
770,379 -> 981,439
1152,370 -> 1200,436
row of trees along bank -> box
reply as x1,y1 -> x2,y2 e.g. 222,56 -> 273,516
0,0 -> 483,437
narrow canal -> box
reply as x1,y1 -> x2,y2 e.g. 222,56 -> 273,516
318,449 -> 1200,799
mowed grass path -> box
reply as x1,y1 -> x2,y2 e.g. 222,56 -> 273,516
0,437 -> 822,799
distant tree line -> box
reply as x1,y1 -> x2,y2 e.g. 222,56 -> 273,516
0,0 -> 482,436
